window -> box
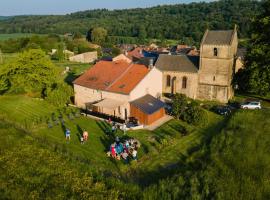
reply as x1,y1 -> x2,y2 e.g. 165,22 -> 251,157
166,75 -> 171,87
118,106 -> 121,115
214,48 -> 218,56
213,76 -> 216,81
182,77 -> 187,89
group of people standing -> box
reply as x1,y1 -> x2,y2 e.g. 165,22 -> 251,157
108,137 -> 140,163
65,128 -> 88,144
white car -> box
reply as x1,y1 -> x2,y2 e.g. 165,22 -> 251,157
241,101 -> 261,109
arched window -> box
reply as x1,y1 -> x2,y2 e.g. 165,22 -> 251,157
214,48 -> 218,56
166,75 -> 171,87
182,77 -> 187,89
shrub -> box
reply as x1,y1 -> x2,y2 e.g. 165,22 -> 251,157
182,104 -> 208,126
172,94 -> 188,119
45,83 -> 73,107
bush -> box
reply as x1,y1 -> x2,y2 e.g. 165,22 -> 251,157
182,104 -> 208,126
172,94 -> 188,119
45,83 -> 73,107
172,94 -> 208,125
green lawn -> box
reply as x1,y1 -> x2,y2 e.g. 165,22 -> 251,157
1,94 -> 269,198
0,95 -> 56,125
0,95 -> 224,180
0,33 -> 45,41
52,60 -> 92,84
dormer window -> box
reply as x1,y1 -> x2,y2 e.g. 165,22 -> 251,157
214,48 -> 218,56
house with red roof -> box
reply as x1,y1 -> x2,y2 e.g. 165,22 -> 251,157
73,58 -> 164,125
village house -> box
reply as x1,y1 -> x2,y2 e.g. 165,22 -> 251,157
156,27 -> 238,103
73,59 -> 164,125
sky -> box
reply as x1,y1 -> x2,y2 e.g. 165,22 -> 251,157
0,0 -> 214,16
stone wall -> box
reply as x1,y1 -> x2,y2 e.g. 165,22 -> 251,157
69,52 -> 97,63
130,67 -> 163,100
74,84 -> 130,119
162,71 -> 198,99
197,84 -> 233,103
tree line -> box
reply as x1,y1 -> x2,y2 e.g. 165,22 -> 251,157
0,0 -> 261,43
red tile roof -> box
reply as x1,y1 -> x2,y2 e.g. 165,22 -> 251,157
73,60 -> 150,94
108,63 -> 149,94
127,47 -> 144,59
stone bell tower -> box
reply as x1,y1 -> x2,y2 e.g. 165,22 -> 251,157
197,26 -> 238,103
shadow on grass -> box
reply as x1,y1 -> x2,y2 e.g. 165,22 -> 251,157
76,124 -> 84,142
122,114 -> 232,187
61,123 -> 66,138
236,92 -> 270,103
64,72 -> 79,85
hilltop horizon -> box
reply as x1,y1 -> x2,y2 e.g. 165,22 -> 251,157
0,0 -> 216,16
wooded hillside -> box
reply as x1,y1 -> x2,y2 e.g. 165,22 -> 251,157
0,0 -> 261,42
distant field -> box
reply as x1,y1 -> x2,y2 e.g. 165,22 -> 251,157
0,33 -> 45,41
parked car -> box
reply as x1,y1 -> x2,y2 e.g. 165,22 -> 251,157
164,103 -> 173,116
240,101 -> 261,109
212,105 -> 232,116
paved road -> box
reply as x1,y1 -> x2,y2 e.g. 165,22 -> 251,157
145,115 -> 174,131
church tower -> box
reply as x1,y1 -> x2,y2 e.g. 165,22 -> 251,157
197,26 -> 238,103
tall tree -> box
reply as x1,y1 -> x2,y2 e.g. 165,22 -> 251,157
0,49 -> 57,96
91,27 -> 108,45
235,0 -> 270,95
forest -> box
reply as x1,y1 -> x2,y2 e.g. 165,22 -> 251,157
0,0 -> 261,43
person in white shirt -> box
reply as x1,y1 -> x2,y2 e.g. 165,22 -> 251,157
132,148 -> 138,160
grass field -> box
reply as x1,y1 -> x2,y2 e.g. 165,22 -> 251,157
0,33 -> 46,41
52,60 -> 92,84
0,95 -> 57,125
0,95 -> 223,179
1,94 -> 270,198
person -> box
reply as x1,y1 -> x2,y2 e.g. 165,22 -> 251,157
124,142 -> 129,153
116,143 -> 124,155
123,123 -> 127,135
112,125 -> 116,133
80,136 -> 84,144
65,128 -> 71,141
125,140 -> 130,148
132,148 -> 138,160
83,130 -> 88,141
121,151 -> 129,164
115,136 -> 120,144
108,117 -> 112,124
111,144 -> 116,158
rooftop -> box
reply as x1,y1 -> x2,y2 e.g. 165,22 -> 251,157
73,60 -> 150,95
130,94 -> 165,115
155,54 -> 199,73
202,30 -> 234,45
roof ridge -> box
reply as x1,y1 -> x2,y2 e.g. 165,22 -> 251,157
229,25 -> 237,46
201,29 -> 209,45
105,62 -> 135,91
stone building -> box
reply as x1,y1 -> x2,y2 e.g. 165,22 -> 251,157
73,59 -> 165,125
69,51 -> 98,63
156,27 -> 238,103
155,54 -> 199,99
